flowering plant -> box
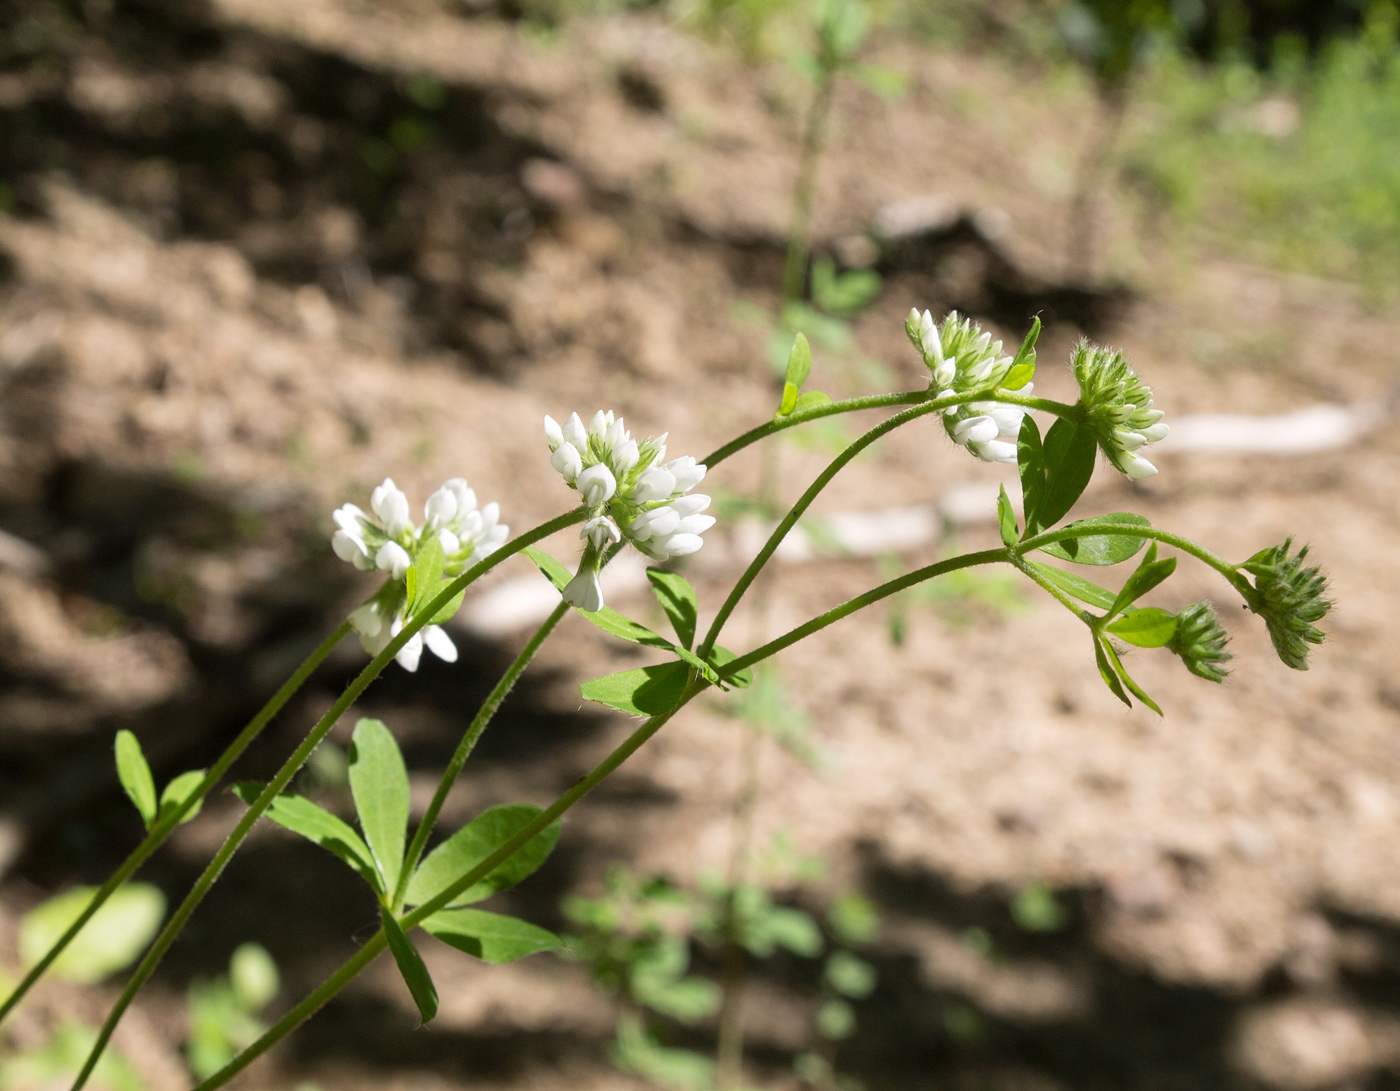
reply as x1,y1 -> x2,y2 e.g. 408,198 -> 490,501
1,310 -> 1330,1091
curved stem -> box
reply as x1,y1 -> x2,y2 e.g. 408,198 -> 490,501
698,400 -> 946,658
193,680 -> 706,1091
701,391 -> 926,469
194,547 -> 1017,1089
1008,553 -> 1095,624
1016,523 -> 1255,601
0,619 -> 351,1028
392,601 -> 571,910
719,549 -> 1010,679
70,509 -> 586,1091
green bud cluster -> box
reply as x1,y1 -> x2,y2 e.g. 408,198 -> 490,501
1168,602 -> 1232,683
1240,539 -> 1332,670
1070,342 -> 1167,480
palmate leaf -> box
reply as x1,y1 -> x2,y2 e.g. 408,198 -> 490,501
404,804 -> 561,909
114,730 -> 157,829
421,907 -> 561,963
233,783 -> 379,889
381,906 -> 438,1023
349,718 -> 410,896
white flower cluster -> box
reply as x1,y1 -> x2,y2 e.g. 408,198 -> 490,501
545,411 -> 713,611
907,308 -> 1030,465
1070,343 -> 1169,479
331,477 -> 508,671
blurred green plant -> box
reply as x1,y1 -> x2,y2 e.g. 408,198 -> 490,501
186,944 -> 281,1081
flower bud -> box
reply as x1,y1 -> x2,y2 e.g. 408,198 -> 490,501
551,441 -> 583,483
1241,539 -> 1331,670
563,566 -> 605,612
544,414 -> 564,450
375,540 -> 412,579
578,463 -> 617,507
1169,602 -> 1232,682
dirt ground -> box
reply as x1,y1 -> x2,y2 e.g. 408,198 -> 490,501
2,1 -> 1399,1089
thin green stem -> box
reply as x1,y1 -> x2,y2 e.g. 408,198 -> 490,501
701,391 -> 926,469
1016,523 -> 1255,601
70,510 -> 586,1091
194,680 -> 707,1091
194,543 -> 1018,1088
719,549 -> 1010,680
698,400 -> 947,658
1008,553 -> 1094,624
781,66 -> 836,304
0,619 -> 351,1028
392,601 -> 570,910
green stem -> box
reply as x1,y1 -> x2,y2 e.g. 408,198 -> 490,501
781,64 -> 836,304
1016,523 -> 1255,601
698,399 -> 947,658
69,509 -> 586,1091
718,550 -> 1010,680
1008,552 -> 1094,624
0,619 -> 351,1028
701,391 -> 925,469
392,601 -> 571,911
193,680 -> 707,1091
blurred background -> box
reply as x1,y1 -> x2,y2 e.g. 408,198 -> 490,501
1,0 -> 1398,1088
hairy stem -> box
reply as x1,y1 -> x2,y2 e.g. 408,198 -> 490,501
70,510 -> 586,1091
0,619 -> 351,1028
393,601 -> 571,910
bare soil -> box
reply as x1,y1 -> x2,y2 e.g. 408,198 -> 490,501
1,2 -> 1399,1089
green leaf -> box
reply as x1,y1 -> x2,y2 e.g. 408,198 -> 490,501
817,998 -> 856,1040
408,536 -> 444,616
229,942 -> 279,1011
997,485 -> 1017,548
1108,543 -> 1177,617
778,382 -> 799,416
646,569 -> 699,650
405,803 -> 562,908
784,331 -> 813,390
1105,607 -> 1178,648
1093,636 -> 1132,708
708,644 -> 753,688
158,769 -> 206,825
381,906 -> 438,1024
1017,415 -> 1047,530
1002,316 -> 1040,390
422,907 -> 562,963
19,884 -> 165,983
233,783 -> 380,889
580,662 -> 691,716
348,718 -> 410,896
792,390 -> 833,413
1037,418 -> 1098,530
427,580 -> 465,624
826,951 -> 877,999
1039,513 -> 1150,565
635,975 -> 721,1022
1026,561 -> 1117,611
114,730 -> 157,829
1100,637 -> 1163,715
746,905 -> 823,958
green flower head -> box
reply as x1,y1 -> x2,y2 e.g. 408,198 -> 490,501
1070,342 -> 1168,479
1169,602 -> 1232,683
1241,539 -> 1332,671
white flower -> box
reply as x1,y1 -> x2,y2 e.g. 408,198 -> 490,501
1071,342 -> 1170,478
545,410 -> 715,609
333,474 -> 508,670
562,566 -> 604,612
907,310 -> 1031,465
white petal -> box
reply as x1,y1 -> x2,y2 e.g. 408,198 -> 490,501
578,464 -> 617,507
371,479 -> 411,538
933,360 -> 956,387
985,403 -> 1025,436
665,457 -> 706,493
562,568 -> 604,612
1123,453 -> 1158,479
424,486 -> 458,528
438,528 -> 461,555
350,602 -> 383,637
612,439 -> 640,474
635,505 -> 680,538
1140,423 -> 1169,443
953,415 -> 999,445
333,503 -> 369,534
551,441 -> 583,483
669,493 -> 709,517
605,417 -> 628,450
445,479 -> 477,518
395,633 -> 424,672
332,530 -> 368,563
662,533 -> 704,557
971,439 -> 1019,464
632,467 -> 677,504
562,412 -> 588,450
544,415 -> 564,449
676,513 -> 715,535
376,541 -> 411,579
424,625 -> 458,663
589,410 -> 611,439
1114,429 -> 1146,451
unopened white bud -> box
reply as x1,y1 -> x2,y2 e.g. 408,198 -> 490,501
375,541 -> 412,579
632,467 -> 677,504
563,567 -> 604,612
1123,453 -> 1158,479
562,412 -> 589,450
578,463 -> 617,507
424,486 -> 459,528
551,441 -> 583,483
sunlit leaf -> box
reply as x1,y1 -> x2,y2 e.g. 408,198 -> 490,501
405,804 -> 561,908
647,569 -> 699,650
348,718 -> 409,896
114,730 -> 157,830
1039,512 -> 1150,565
233,783 -> 379,890
381,906 -> 438,1024
158,769 -> 206,825
422,907 -> 561,963
580,662 -> 691,716
19,885 -> 165,983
